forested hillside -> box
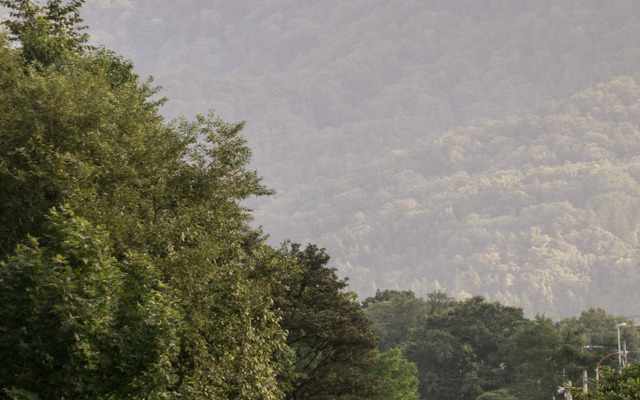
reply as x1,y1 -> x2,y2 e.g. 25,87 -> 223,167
6,0 -> 640,317
329,78 -> 640,318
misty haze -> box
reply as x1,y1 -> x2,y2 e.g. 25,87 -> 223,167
2,1 -> 640,398
69,0 -> 640,319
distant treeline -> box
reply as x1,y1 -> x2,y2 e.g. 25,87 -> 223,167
362,289 -> 639,400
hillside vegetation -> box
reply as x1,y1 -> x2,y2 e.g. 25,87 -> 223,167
12,0 -> 640,316
327,77 -> 640,318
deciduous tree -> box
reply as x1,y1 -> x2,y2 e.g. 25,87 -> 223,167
0,2 -> 288,398
370,348 -> 420,400
275,243 -> 382,399
404,296 -> 525,400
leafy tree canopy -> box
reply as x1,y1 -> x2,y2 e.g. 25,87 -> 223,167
363,288 -> 639,400
0,1 -> 288,398
362,290 -> 429,352
370,348 -> 420,400
0,208 -> 180,398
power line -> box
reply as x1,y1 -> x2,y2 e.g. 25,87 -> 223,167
425,373 -> 525,382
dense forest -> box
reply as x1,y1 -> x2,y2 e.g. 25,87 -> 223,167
2,1 -> 640,399
20,0 -> 640,318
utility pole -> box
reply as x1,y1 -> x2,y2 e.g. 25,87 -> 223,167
616,322 -> 627,368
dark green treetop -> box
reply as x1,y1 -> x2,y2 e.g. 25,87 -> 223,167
362,289 -> 429,352
404,296 -> 526,400
275,243 -> 383,400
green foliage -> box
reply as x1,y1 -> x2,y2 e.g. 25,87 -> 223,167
402,296 -> 526,400
0,36 -> 166,257
5,2 -> 640,398
363,288 -> 640,400
0,4 -> 289,398
0,0 -> 90,65
370,348 -> 420,400
476,389 -> 519,400
0,208 -> 180,398
362,290 -> 429,352
275,243 -> 382,400
167,230 -> 290,400
506,316 -> 565,399
570,364 -> 640,400
361,289 -> 417,308
558,309 -> 640,371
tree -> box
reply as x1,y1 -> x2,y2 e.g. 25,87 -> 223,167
0,0 -> 90,65
505,315 -> 564,400
0,2 -> 289,398
275,243 -> 383,400
361,289 -> 417,308
559,308 -> 639,372
362,289 -> 428,352
476,389 -> 519,400
370,348 -> 420,400
404,296 -> 526,400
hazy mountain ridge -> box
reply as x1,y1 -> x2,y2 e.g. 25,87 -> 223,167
323,77 -> 640,318
6,0 -> 640,317
249,75 -> 640,317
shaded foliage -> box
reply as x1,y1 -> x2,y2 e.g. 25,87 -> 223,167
404,296 -> 526,400
275,243 -> 382,400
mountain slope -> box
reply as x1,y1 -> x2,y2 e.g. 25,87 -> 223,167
296,76 -> 640,318
5,0 -> 640,317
